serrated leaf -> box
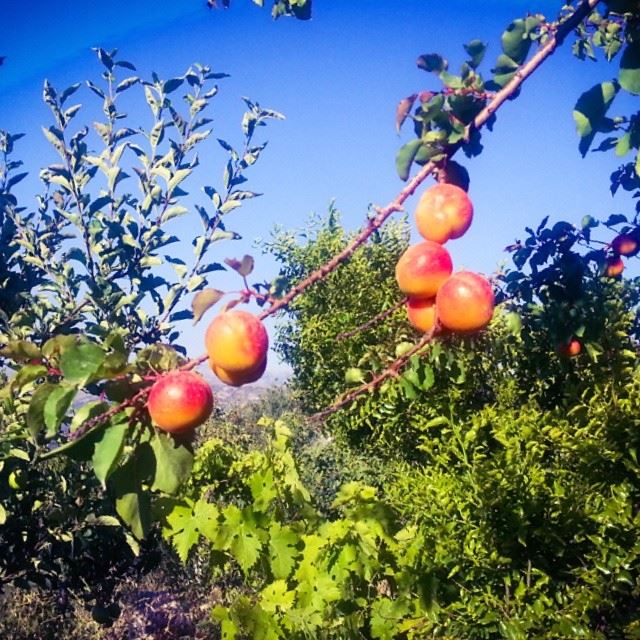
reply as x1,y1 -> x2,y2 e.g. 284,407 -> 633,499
345,367 -> 365,384
192,288 -> 225,323
221,505 -> 263,573
269,522 -> 300,580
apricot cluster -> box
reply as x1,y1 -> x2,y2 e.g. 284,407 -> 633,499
147,309 -> 269,435
604,231 -> 639,278
396,183 -> 494,334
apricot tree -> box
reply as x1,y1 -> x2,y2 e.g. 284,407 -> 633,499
2,0 -> 640,637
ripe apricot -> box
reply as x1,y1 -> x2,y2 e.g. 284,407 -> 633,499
415,183 -> 473,244
205,310 -> 268,374
605,255 -> 624,277
395,241 -> 453,298
557,338 -> 581,358
147,370 -> 214,434
211,357 -> 267,387
406,297 -> 437,333
436,271 -> 494,332
611,233 -> 639,257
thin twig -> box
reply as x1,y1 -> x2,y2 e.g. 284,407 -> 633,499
309,329 -> 436,423
336,298 -> 407,342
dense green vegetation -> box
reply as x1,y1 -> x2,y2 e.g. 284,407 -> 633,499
3,0 -> 640,637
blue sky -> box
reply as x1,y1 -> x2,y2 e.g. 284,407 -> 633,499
1,1 -> 635,370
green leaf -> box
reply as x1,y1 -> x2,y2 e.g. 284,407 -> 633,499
43,384 -> 77,437
619,41 -> 640,95
464,39 -> 487,69
345,367 -> 365,384
162,205 -> 188,222
572,81 -> 619,156
150,431 -> 194,494
268,522 -> 300,580
616,132 -> 631,157
501,19 -> 531,64
59,341 -> 106,385
11,364 -> 48,391
491,53 -> 519,87
260,579 -> 295,613
192,288 -> 225,323
1,340 -> 41,363
249,467 -> 277,512
26,383 -> 56,439
92,417 -> 128,487
70,400 -> 110,433
88,196 -> 112,214
396,139 -> 423,181
416,53 -> 447,73
110,444 -> 154,539
221,505 -> 264,573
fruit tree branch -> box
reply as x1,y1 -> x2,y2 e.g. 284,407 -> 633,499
336,297 -> 407,342
309,328 -> 436,423
57,0 -> 601,441
259,0 -> 600,323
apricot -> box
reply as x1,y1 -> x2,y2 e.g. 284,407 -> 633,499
406,297 -> 437,333
605,255 -> 624,277
395,241 -> 453,298
205,310 -> 268,374
147,370 -> 214,434
211,357 -> 267,387
415,183 -> 473,244
436,271 -> 494,332
557,338 -> 581,358
611,233 -> 639,257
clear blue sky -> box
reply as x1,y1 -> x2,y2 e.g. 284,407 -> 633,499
1,1 -> 634,370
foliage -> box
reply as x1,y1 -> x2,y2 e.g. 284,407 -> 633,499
4,1 -> 640,639
263,205 -> 410,416
207,0 -> 312,21
0,48 -> 283,548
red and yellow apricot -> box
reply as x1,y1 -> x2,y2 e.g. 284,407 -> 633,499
605,255 -> 624,278
435,271 -> 494,332
557,338 -> 582,358
395,241 -> 453,298
147,370 -> 214,434
415,183 -> 473,244
611,233 -> 639,257
406,297 -> 437,333
211,357 -> 267,387
205,310 -> 268,374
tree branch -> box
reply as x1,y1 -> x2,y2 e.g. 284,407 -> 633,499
58,0 -> 602,435
309,328 -> 436,423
